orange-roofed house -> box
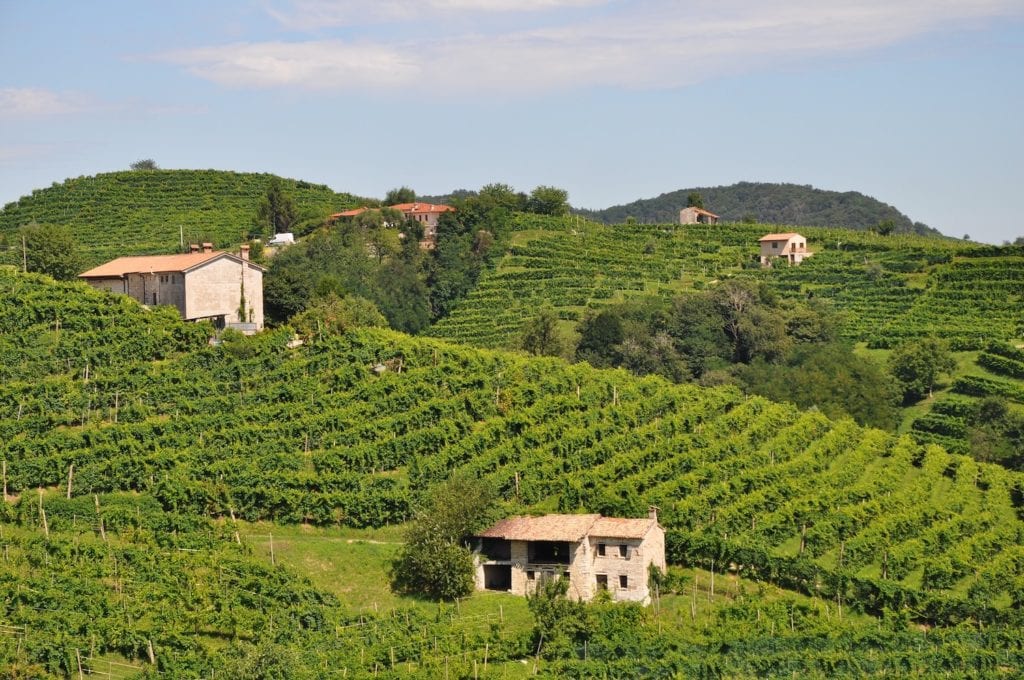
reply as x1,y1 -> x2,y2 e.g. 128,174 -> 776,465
679,206 -> 720,225
759,232 -> 813,267
473,510 -> 665,603
79,243 -> 266,332
330,202 -> 455,249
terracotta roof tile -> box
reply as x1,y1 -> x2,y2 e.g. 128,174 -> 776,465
590,517 -> 656,539
79,252 -> 227,278
759,233 -> 804,241
478,514 -> 600,542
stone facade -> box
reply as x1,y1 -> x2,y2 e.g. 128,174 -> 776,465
679,207 -> 720,225
79,246 -> 265,332
474,511 -> 666,604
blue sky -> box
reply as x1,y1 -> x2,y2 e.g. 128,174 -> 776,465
2,0 -> 1022,242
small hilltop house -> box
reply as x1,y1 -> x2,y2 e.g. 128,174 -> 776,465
473,510 -> 665,603
79,243 -> 265,332
758,232 -> 813,267
679,207 -> 720,225
330,202 -> 456,249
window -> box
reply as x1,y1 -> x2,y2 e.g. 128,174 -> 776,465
526,570 -> 535,581
597,543 -> 606,557
618,545 -> 628,559
596,574 -> 608,590
619,575 -> 628,589
772,242 -> 779,249
562,571 -> 570,581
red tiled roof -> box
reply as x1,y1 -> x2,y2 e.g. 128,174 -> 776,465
758,233 -> 804,241
80,252 -> 225,278
330,207 -> 370,219
478,514 -> 600,542
590,516 -> 657,539
477,513 -> 658,542
685,207 -> 720,218
389,202 -> 455,215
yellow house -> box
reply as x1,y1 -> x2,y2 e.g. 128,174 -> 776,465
759,232 -> 813,267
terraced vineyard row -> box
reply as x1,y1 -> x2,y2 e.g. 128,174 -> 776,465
3,273 -> 1023,627
0,170 -> 363,267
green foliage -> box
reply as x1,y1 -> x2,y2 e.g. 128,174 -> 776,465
519,304 -> 567,357
18,222 -> 83,280
384,186 -> 416,204
686,191 -> 705,209
889,338 -> 957,403
289,292 -> 387,338
129,158 -> 158,170
527,186 -> 570,216
390,476 -> 497,600
252,177 -> 298,239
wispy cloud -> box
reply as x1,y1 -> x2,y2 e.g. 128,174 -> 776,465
0,88 -> 98,118
158,0 -> 1024,94
266,0 -> 611,29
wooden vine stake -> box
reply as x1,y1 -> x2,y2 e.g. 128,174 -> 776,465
38,488 -> 49,538
66,464 -> 74,499
2,460 -> 7,501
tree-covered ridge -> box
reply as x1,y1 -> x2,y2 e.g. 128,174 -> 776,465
0,170 -> 365,267
2,273 -> 1023,629
428,217 -> 1022,351
578,181 -> 941,236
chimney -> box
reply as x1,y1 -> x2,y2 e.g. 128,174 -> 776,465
189,243 -> 199,253
240,244 -> 250,261
648,505 -> 659,523
202,242 -> 213,253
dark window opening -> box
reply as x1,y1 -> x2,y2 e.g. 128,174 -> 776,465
526,570 -> 535,581
483,565 -> 511,591
562,571 -> 570,581
619,575 -> 628,589
529,541 -> 570,565
618,544 -> 628,558
597,543 -> 606,556
596,574 -> 608,590
481,538 -> 511,561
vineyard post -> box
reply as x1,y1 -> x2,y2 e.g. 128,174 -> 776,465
38,488 -> 49,538
269,532 -> 276,566
76,648 -> 84,679
21,234 -> 26,273
95,494 -> 106,541
2,460 -> 6,501
67,464 -> 74,499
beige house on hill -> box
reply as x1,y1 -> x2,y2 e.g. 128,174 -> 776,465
474,510 -> 665,603
79,243 -> 265,332
759,232 -> 813,267
679,207 -> 720,225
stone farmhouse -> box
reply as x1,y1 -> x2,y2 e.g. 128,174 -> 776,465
758,232 -> 813,267
679,207 -> 720,225
79,243 -> 265,332
473,510 -> 665,604
331,202 -> 456,249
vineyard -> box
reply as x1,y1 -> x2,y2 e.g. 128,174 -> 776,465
3,269 -> 1024,674
428,217 -> 1024,352
0,170 -> 364,267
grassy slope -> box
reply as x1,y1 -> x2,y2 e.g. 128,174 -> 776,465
0,169 -> 365,267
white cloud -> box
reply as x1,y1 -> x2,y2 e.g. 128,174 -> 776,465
160,0 -> 1024,94
0,88 -> 96,118
267,0 -> 611,29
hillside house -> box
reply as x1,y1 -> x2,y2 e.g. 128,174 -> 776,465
679,207 -> 720,225
758,232 -> 813,267
79,243 -> 265,332
473,510 -> 665,604
330,202 -> 456,249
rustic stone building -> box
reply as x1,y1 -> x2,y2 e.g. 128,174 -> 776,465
758,232 -> 813,267
473,510 -> 665,603
79,244 -> 265,332
679,207 -> 720,225
330,202 -> 455,249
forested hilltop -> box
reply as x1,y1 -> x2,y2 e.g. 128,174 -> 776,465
0,169 -> 365,267
577,181 -> 941,236
3,267 -> 1024,676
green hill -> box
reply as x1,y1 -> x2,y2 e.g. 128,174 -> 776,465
578,181 -> 942,236
428,217 -> 1022,352
3,269 -> 1024,674
0,169 -> 365,268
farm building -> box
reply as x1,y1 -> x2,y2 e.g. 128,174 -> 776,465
679,207 -> 720,225
473,510 -> 665,603
79,243 -> 265,332
330,202 -> 455,249
758,232 -> 813,267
